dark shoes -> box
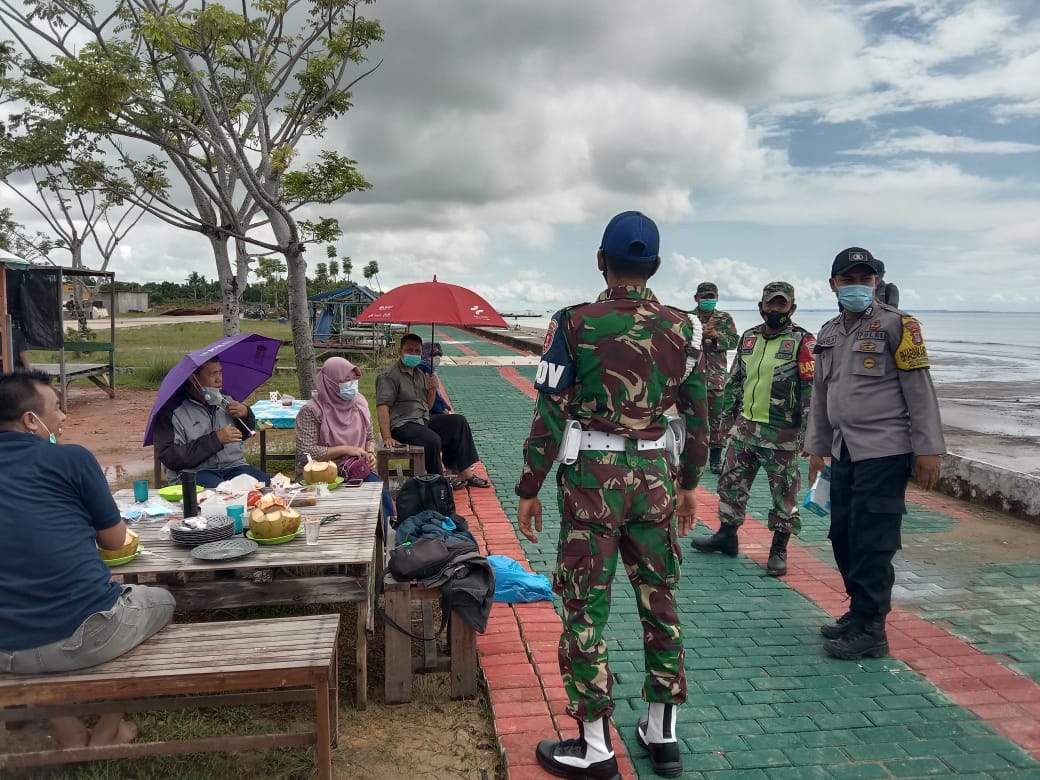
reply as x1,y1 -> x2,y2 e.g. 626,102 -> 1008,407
636,703 -> 682,777
824,614 -> 889,659
766,531 -> 790,577
690,523 -> 739,556
450,475 -> 491,490
820,610 -> 855,639
536,717 -> 620,780
708,446 -> 723,475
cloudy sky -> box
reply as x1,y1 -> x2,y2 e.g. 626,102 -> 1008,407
7,0 -> 1040,313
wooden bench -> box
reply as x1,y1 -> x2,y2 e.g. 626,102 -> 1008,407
0,614 -> 341,778
382,577 -> 478,704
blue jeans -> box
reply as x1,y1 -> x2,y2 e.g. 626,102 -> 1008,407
363,472 -> 396,523
195,464 -> 271,488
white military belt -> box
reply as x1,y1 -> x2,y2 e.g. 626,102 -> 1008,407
578,430 -> 667,452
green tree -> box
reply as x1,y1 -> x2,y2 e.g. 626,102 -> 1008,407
0,0 -> 383,396
363,259 -> 380,291
341,256 -> 353,283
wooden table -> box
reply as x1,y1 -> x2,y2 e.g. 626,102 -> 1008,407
250,399 -> 305,473
112,482 -> 382,708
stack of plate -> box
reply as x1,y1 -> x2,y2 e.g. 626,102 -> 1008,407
169,516 -> 235,546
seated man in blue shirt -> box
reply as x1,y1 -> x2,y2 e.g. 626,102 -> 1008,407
153,357 -> 270,488
0,370 -> 176,749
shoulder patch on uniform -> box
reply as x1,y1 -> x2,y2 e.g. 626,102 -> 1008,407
798,334 -> 816,380
535,309 -> 577,393
894,315 -> 930,370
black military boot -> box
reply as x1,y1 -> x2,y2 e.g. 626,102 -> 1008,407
636,702 -> 682,777
766,531 -> 790,577
820,610 -> 855,639
690,523 -> 738,556
824,614 -> 889,660
708,446 -> 723,475
536,716 -> 621,779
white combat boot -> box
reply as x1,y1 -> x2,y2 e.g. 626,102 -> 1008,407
535,715 -> 620,779
636,702 -> 682,777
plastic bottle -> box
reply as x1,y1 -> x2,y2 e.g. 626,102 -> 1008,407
180,469 -> 200,518
803,466 -> 831,517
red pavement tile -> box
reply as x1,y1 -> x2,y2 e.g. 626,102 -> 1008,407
952,689 -> 1010,706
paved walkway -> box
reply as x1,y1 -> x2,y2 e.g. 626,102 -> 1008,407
433,325 -> 1040,780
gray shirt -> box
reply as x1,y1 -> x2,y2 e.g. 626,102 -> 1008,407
375,360 -> 430,431
153,395 -> 252,481
804,302 -> 945,462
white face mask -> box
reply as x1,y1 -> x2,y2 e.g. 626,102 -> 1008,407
193,376 -> 223,406
431,356 -> 441,369
29,412 -> 57,444
338,380 -> 359,400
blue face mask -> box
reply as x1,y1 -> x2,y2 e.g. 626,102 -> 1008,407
338,380 -> 359,400
698,299 -> 717,312
402,354 -> 422,368
30,412 -> 57,444
836,284 -> 875,313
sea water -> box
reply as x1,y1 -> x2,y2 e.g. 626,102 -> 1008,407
516,309 -> 1040,386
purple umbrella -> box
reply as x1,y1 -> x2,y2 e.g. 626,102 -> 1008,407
143,333 -> 283,445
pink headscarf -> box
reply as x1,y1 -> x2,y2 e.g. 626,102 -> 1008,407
304,357 -> 372,449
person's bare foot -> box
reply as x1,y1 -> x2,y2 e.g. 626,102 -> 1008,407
88,715 -> 138,746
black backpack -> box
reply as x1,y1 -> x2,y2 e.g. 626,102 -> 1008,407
394,474 -> 455,527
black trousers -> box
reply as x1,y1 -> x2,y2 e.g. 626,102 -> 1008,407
828,445 -> 912,618
392,414 -> 480,476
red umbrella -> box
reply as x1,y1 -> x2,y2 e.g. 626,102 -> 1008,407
355,276 -> 509,336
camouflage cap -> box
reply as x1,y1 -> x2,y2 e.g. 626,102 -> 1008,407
761,281 -> 794,302
696,282 -> 718,296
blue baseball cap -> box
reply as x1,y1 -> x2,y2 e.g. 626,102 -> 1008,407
600,211 -> 659,263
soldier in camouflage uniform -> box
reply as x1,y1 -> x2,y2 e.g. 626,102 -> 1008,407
692,282 -> 739,474
515,211 -> 708,780
690,282 -> 815,577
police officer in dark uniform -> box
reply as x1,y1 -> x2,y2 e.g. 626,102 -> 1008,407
805,247 -> 944,659
515,211 -> 708,779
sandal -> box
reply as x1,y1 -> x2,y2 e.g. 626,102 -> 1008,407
465,475 -> 491,488
448,477 -> 467,491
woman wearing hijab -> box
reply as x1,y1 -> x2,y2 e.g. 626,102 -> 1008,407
294,357 -> 395,520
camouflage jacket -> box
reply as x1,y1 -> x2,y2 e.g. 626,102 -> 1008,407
695,309 -> 739,390
721,322 -> 816,451
516,285 -> 709,496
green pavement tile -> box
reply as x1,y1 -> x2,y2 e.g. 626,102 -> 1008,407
826,764 -> 890,779
812,712 -> 874,729
864,708 -> 925,726
779,745 -> 849,765
799,729 -> 864,748
747,677 -> 807,691
999,746 -> 1040,769
681,751 -> 734,771
733,690 -> 795,706
703,771 -> 769,780
702,679 -> 758,694
758,716 -> 817,734
958,735 -> 1032,753
718,703 -> 780,722
705,718 -> 767,736
883,757 -> 952,776
845,741 -> 907,760
899,737 -> 960,757
685,735 -> 747,754
874,694 -> 933,710
684,706 -> 724,722
771,701 -> 831,718
743,733 -> 802,751
943,753 -> 1016,773
766,767 -> 838,780
725,750 -> 790,770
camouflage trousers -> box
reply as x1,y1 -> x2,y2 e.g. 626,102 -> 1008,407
554,470 -> 687,721
706,384 -> 726,447
717,438 -> 802,534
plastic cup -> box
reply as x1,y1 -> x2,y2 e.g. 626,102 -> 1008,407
133,479 -> 150,503
303,517 -> 321,545
226,504 -> 246,534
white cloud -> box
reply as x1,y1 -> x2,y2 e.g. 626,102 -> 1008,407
843,129 -> 1040,156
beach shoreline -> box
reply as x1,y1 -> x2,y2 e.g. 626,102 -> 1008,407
482,325 -> 1040,478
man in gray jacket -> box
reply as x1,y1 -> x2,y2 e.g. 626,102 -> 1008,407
804,247 -> 945,660
153,357 -> 270,487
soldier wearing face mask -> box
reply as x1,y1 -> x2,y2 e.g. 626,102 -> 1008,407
690,282 -> 815,578
691,282 -> 738,474
153,357 -> 270,488
805,247 -> 944,660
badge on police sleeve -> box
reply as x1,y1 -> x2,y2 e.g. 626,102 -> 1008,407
895,316 -> 930,370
